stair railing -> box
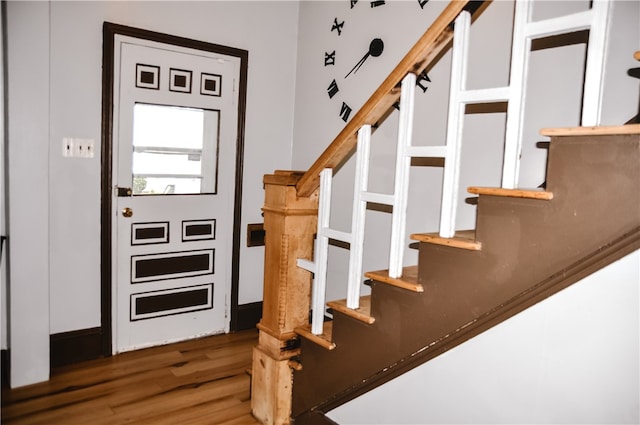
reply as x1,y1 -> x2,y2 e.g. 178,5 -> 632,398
291,1 -> 479,338
253,1 -> 612,422
298,73 -> 420,318
295,1 -> 477,198
252,4 -> 477,422
298,0 -> 611,335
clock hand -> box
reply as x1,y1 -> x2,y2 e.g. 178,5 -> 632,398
345,52 -> 369,79
345,38 -> 384,78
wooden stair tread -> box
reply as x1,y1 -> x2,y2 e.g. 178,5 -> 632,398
468,186 -> 553,200
295,322 -> 336,351
411,230 -> 481,251
540,124 -> 640,137
327,296 -> 375,325
365,266 -> 423,293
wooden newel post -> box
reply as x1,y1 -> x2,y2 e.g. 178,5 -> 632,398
251,171 -> 318,425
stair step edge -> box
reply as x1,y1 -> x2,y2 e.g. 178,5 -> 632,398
364,266 -> 424,293
411,230 -> 481,251
327,296 -> 375,325
540,123 -> 640,137
468,186 -> 553,200
295,322 -> 336,351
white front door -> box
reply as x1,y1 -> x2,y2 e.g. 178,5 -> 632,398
112,35 -> 241,353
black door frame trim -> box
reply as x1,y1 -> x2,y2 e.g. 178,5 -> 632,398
101,22 -> 248,356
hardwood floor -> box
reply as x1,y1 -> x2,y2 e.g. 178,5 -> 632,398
1,329 -> 260,424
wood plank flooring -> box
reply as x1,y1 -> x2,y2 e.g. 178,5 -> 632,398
1,329 -> 260,425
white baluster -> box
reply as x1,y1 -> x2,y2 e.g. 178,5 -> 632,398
311,168 -> 333,335
502,0 -> 533,190
389,73 -> 416,278
581,0 -> 611,126
440,10 -> 470,238
346,125 -> 372,309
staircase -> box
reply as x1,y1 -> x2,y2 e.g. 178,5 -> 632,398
291,125 -> 640,422
250,1 -> 639,424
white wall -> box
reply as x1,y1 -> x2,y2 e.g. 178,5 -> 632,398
599,0 -> 640,124
6,0 -> 51,388
5,0 -> 299,386
1,2 -> 7,352
328,250 -> 640,424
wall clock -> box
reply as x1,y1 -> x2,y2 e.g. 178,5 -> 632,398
324,0 -> 433,123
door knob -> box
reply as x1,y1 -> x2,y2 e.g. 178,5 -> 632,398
122,207 -> 133,218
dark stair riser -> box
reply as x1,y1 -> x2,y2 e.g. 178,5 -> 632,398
292,132 -> 640,420
292,299 -> 393,418
418,134 -> 639,360
294,277 -> 471,417
421,134 -> 639,286
544,134 -> 639,240
292,228 -> 640,421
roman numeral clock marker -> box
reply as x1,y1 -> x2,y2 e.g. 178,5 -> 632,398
327,79 -> 339,99
331,18 -> 345,35
324,51 -> 336,67
340,102 -> 353,122
323,0 -> 432,123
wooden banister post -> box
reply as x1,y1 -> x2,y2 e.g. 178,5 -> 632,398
252,170 -> 318,425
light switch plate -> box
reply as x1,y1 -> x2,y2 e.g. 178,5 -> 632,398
63,138 -> 95,158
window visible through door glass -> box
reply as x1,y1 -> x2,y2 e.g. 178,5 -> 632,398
132,103 -> 219,195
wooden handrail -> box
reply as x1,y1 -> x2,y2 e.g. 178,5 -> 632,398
296,0 -> 484,197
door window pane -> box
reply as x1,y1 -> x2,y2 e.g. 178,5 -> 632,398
132,103 -> 219,195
